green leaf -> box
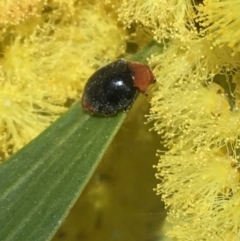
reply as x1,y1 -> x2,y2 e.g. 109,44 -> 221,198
0,41 -> 163,241
0,103 -> 126,241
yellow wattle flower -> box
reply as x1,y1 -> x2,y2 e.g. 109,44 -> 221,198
117,0 -> 240,240
197,0 -> 240,52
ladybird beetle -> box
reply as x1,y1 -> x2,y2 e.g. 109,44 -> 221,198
81,59 -> 155,115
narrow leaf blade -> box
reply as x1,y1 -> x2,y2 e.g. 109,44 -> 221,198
0,103 -> 126,241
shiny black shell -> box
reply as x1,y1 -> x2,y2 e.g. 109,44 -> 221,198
81,59 -> 136,115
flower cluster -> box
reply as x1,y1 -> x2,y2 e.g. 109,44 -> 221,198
2,0 -> 240,238
0,1 -> 125,160
117,0 -> 240,240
